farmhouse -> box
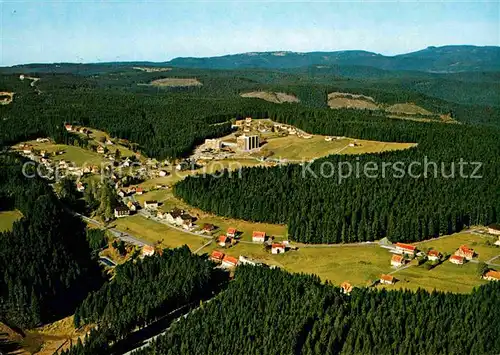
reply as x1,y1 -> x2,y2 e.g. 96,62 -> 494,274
218,235 -> 231,247
252,231 -> 266,243
158,170 -> 168,177
395,242 -> 416,255
449,255 -> 464,265
488,224 -> 500,236
227,227 -> 237,238
178,214 -> 194,230
166,208 -> 183,224
391,254 -> 406,267
455,245 -> 474,260
114,206 -> 130,218
427,250 -> 441,261
271,243 -> 286,254
380,274 -> 395,285
144,200 -> 159,210
340,282 -> 353,295
210,250 -> 225,263
127,186 -> 136,194
203,223 -> 215,233
142,245 -> 155,257
221,255 -> 239,269
97,146 -> 105,154
127,201 -> 137,212
136,187 -> 144,195
483,270 -> 500,281
64,124 -> 73,132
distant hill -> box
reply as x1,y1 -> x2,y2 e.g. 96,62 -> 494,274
167,46 -> 500,72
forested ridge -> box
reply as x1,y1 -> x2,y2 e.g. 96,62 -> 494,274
134,266 -> 500,355
0,63 -> 499,160
0,155 -> 102,328
175,109 -> 500,243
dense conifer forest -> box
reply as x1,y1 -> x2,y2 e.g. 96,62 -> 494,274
175,109 -> 500,243
61,247 -> 224,354
0,155 -> 102,328
133,266 -> 500,355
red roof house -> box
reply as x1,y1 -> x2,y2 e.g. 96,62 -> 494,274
221,255 -> 239,268
395,242 -> 416,255
252,231 -> 266,243
210,250 -> 225,263
483,270 -> 500,281
227,228 -> 237,238
391,254 -> 405,267
380,274 -> 395,285
340,282 -> 353,294
218,235 -> 230,247
427,250 -> 441,261
449,255 -> 464,265
455,245 -> 474,260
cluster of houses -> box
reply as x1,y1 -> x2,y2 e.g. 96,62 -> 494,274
157,208 -> 195,230
64,124 -> 90,135
449,245 -> 475,265
210,250 -> 263,269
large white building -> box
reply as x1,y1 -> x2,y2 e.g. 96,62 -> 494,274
237,134 -> 260,152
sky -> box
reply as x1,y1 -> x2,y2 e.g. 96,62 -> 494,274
1,0 -> 499,66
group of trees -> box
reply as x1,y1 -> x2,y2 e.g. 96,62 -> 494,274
175,109 -> 500,243
133,265 -> 500,355
61,246 -> 224,354
0,155 -> 102,328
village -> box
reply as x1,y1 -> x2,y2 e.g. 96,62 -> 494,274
9,120 -> 500,294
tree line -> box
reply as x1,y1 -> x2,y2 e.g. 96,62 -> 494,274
133,265 -> 500,355
175,108 -> 500,243
0,155 -> 102,328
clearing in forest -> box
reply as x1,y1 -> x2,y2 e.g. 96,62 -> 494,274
240,91 -> 300,104
327,92 -> 379,110
133,67 -> 172,72
0,210 -> 23,232
149,78 -> 202,87
0,91 -> 14,105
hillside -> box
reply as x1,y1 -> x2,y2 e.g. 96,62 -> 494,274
167,45 -> 500,72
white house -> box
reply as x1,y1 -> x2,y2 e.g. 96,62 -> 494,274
271,243 -> 285,254
144,200 -> 159,210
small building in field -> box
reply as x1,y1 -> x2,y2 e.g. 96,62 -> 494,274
127,201 -> 137,212
203,223 -> 216,233
252,231 -> 266,243
221,255 -> 239,269
455,245 -> 474,260
271,243 -> 286,254
495,238 -> 500,247
227,228 -> 237,238
483,270 -> 500,281
136,187 -> 144,195
126,186 -> 136,195
144,200 -> 159,210
158,170 -> 168,177
449,255 -> 464,265
178,214 -> 194,230
487,224 -> 500,236
391,254 -> 406,267
395,242 -> 416,256
427,250 -> 441,261
380,274 -> 395,285
65,124 -> 73,132
210,250 -> 225,263
340,282 -> 353,295
218,235 -> 231,247
142,245 -> 155,257
114,206 -> 130,218
97,146 -> 105,154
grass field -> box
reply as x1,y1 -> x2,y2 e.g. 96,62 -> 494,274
241,91 -> 299,104
263,135 -> 416,160
379,261 -> 488,293
113,214 -> 208,250
0,210 -> 23,232
416,232 -> 500,263
149,78 -> 202,87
